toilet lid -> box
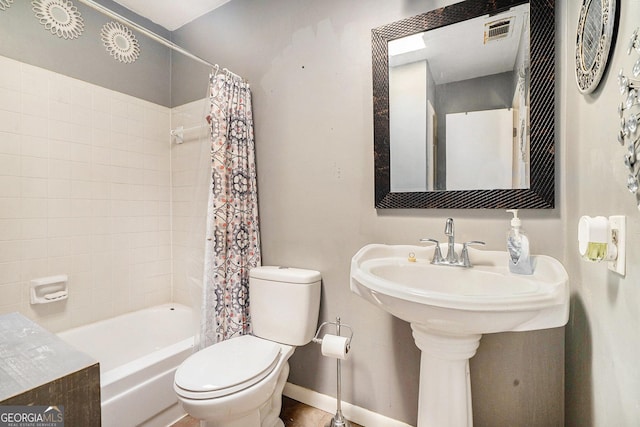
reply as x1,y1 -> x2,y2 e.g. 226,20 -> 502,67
175,335 -> 281,399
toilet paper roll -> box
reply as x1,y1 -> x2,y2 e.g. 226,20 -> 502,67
321,334 -> 350,360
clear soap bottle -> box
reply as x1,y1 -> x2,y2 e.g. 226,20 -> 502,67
506,209 -> 533,275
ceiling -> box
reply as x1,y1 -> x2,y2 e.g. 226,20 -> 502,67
389,3 -> 529,85
111,0 -> 231,31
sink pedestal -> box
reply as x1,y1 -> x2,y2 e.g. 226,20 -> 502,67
351,244 -> 569,426
411,324 -> 481,427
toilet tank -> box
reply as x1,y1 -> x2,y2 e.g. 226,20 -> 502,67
250,266 -> 321,346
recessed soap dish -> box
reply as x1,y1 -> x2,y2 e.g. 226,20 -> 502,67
30,275 -> 69,304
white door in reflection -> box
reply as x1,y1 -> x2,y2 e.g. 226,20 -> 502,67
446,108 -> 513,191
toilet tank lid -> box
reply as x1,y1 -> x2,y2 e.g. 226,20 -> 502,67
250,266 -> 321,284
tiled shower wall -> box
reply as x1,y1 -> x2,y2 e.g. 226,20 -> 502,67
0,55 -> 173,331
170,99 -> 210,313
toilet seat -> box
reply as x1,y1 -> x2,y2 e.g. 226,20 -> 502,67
175,335 -> 281,400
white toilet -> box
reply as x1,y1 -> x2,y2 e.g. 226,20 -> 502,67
174,266 -> 321,427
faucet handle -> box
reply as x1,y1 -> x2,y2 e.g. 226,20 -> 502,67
463,240 -> 485,247
460,241 -> 486,267
419,238 -> 444,264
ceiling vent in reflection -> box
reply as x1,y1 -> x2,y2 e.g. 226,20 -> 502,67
484,17 -> 514,44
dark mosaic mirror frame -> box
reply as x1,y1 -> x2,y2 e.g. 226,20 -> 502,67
372,0 -> 555,209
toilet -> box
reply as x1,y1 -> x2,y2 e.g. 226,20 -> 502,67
174,266 -> 321,427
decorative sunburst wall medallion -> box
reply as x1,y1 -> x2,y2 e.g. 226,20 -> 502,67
0,0 -> 14,12
101,21 -> 140,64
32,0 -> 84,39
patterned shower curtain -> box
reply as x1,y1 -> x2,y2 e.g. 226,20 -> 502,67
201,70 -> 261,349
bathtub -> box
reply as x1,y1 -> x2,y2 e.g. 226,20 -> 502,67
58,303 -> 196,427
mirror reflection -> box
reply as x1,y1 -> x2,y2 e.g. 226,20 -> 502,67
388,3 -> 530,192
372,0 -> 555,209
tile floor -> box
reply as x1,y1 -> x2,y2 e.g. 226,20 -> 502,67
171,396 -> 363,427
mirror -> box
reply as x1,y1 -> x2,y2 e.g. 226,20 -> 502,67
373,0 -> 555,209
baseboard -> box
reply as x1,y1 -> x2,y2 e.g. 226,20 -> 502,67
283,382 -> 413,427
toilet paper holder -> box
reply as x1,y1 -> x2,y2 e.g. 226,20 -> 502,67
312,317 -> 353,350
312,317 -> 354,427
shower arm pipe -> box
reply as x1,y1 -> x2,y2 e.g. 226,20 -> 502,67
75,0 -> 243,79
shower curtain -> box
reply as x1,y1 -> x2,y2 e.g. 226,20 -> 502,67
201,70 -> 261,349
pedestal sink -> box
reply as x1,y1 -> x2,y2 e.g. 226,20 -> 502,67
350,244 -> 569,427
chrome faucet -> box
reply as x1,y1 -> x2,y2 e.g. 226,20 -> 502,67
444,218 -> 457,264
420,218 -> 485,267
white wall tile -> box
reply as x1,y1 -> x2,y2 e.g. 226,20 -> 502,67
48,179 -> 70,198
22,93 -> 47,118
70,180 -> 93,199
68,142 -> 91,162
0,198 -> 21,218
50,100 -> 71,122
0,219 -> 21,241
70,105 -> 92,126
169,98 -> 210,307
21,156 -> 48,178
21,135 -> 49,158
0,110 -> 20,134
0,154 -> 21,176
0,241 -> 22,263
20,114 -> 47,138
21,239 -> 47,260
0,56 -> 174,328
0,261 -> 21,284
49,121 -> 72,143
70,82 -> 93,110
21,65 -> 49,97
48,140 -> 70,160
70,199 -> 91,217
21,198 -> 47,218
0,87 -> 21,113
0,57 -> 21,91
48,199 -> 71,218
21,218 -> 47,240
70,162 -> 92,181
49,74 -> 73,105
21,177 -> 48,198
0,132 -> 21,155
20,258 -> 48,282
47,237 -> 72,258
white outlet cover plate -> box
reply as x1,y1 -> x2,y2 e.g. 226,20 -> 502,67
608,215 -> 626,276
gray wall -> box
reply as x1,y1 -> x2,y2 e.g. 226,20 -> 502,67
563,1 -> 640,426
0,0 -> 172,106
173,1 -> 565,425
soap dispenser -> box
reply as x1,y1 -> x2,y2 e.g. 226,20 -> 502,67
506,209 -> 533,275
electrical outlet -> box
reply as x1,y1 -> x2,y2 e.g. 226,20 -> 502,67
608,215 -> 626,276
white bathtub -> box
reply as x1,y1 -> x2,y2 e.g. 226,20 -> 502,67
58,303 -> 196,427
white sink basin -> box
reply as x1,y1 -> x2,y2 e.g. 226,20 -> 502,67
350,244 -> 569,335
350,243 -> 569,427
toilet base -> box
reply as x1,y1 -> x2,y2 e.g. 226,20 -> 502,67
180,359 -> 291,427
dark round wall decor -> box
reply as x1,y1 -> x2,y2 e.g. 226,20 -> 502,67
575,0 -> 617,94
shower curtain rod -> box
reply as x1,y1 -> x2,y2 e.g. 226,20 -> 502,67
75,0 -> 243,80
170,124 -> 206,144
